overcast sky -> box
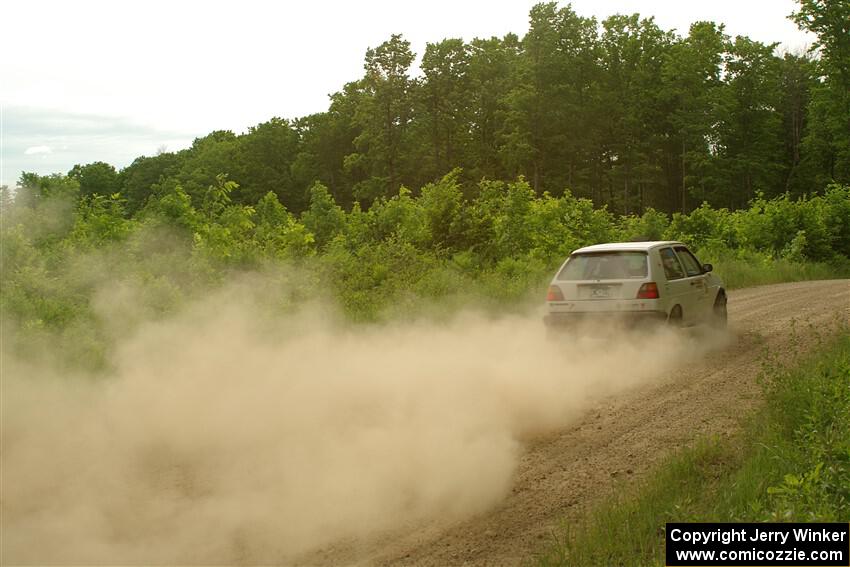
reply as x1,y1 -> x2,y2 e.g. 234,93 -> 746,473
1,0 -> 814,188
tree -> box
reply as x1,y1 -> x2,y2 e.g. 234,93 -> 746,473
254,191 -> 314,258
170,131 -> 242,205
301,182 -> 346,250
118,152 -> 183,214
708,37 -> 784,207
778,53 -> 817,195
419,169 -> 465,251
68,161 -> 119,198
466,35 -> 521,182
414,39 -> 473,188
292,95 -> 359,209
792,0 -> 850,184
600,14 -> 674,213
70,193 -> 133,246
351,35 -> 416,201
16,172 -> 80,206
238,117 -> 303,210
502,3 -> 604,197
792,0 -> 850,89
661,21 -> 727,212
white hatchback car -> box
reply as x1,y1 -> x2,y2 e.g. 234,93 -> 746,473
543,241 -> 726,329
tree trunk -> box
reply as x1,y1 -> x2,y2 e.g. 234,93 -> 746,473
681,138 -> 686,214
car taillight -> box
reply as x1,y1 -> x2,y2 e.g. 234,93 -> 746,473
547,285 -> 564,301
636,282 -> 659,299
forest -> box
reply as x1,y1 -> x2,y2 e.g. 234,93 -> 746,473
12,0 -> 850,216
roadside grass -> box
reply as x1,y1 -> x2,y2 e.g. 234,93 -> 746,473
536,326 -> 850,567
705,252 -> 850,290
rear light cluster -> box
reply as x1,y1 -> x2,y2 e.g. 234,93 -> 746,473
547,285 -> 564,301
636,282 -> 659,299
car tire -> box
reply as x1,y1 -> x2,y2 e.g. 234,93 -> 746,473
667,305 -> 683,327
711,291 -> 727,329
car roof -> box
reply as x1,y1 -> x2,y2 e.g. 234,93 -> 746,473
571,241 -> 683,254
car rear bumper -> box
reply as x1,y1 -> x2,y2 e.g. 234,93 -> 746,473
543,310 -> 668,328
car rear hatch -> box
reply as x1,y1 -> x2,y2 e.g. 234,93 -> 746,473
548,251 -> 652,313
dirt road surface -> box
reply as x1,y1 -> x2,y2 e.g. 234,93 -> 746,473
305,279 -> 850,567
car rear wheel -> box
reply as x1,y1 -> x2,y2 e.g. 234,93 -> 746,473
667,305 -> 683,327
711,292 -> 727,328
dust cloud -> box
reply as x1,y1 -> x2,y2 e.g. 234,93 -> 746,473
1,280 -> 725,565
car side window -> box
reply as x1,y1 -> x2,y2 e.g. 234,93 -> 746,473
659,247 -> 685,280
674,246 -> 703,277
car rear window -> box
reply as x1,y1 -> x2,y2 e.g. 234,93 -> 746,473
557,251 -> 648,280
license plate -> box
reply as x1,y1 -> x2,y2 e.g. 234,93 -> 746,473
591,286 -> 611,298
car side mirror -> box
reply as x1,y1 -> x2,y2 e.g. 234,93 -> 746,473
702,263 -> 713,273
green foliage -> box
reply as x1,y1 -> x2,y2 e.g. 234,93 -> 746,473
619,208 -> 670,241
419,169 -> 464,252
4,164 -> 849,370
301,182 -> 345,250
702,249 -> 846,289
70,193 -> 135,247
474,178 -> 537,259
735,192 -> 833,260
415,40 -> 473,186
365,186 -> 428,246
666,202 -> 737,250
146,179 -> 199,231
254,192 -> 314,259
200,173 -> 237,219
16,172 -> 80,205
238,118 -> 304,209
792,0 -> 850,186
118,152 -> 182,214
820,183 -> 850,256
528,190 -> 616,263
318,236 -> 442,322
705,36 -> 785,207
353,34 -> 416,197
68,161 -> 120,197
760,330 -> 850,520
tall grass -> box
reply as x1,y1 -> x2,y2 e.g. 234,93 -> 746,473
707,252 -> 850,290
